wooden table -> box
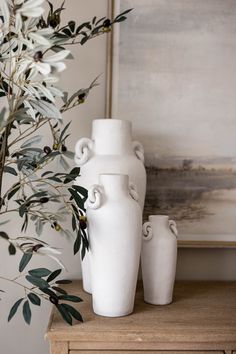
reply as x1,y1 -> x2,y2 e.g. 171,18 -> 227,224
45,281 -> 236,354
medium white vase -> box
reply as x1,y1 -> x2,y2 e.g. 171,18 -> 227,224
74,119 -> 146,293
86,174 -> 142,317
141,215 -> 178,305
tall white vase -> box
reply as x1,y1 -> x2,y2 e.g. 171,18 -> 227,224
86,174 -> 142,317
141,215 -> 178,305
74,119 -> 146,293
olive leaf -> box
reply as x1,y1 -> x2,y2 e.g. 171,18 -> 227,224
19,253 -> 33,272
28,293 -> 41,306
8,298 -> 24,322
23,300 -> 32,325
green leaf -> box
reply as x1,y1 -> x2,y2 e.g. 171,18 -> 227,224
47,176 -> 62,183
55,279 -> 72,285
62,28 -> 71,37
59,121 -> 71,143
62,150 -> 74,159
51,45 -> 65,53
8,298 -> 24,322
28,293 -> 41,306
92,16 -> 96,24
26,275 -> 49,289
41,170 -> 53,177
72,185 -> 88,198
39,287 -> 58,298
0,231 -> 9,240
68,167 -> 80,175
21,135 -> 43,148
47,0 -> 53,13
0,220 -> 10,226
19,252 -> 32,272
68,20 -> 75,32
21,213 -> 28,233
63,167 -> 80,184
19,205 -> 27,217
72,214 -> 76,231
81,230 -> 89,250
27,191 -> 47,201
73,233 -> 81,255
61,303 -> 83,322
115,8 -> 133,19
76,22 -> 90,34
114,16 -> 127,23
7,183 -> 20,200
58,295 -> 82,303
30,99 -> 62,120
23,300 -> 31,325
28,268 -> 51,278
81,242 -> 86,261
47,269 -> 62,283
3,166 -> 17,176
81,35 -> 88,45
0,107 -> 6,127
59,155 -> 70,170
8,243 -> 16,255
95,16 -> 106,25
52,286 -> 67,295
56,303 -> 72,325
68,188 -> 85,210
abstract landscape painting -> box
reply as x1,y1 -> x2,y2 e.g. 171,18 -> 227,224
111,0 -> 236,243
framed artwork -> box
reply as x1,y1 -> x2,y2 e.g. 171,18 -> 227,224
107,0 -> 236,247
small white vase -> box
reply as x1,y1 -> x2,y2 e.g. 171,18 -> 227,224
74,119 -> 146,293
141,215 -> 178,305
86,174 -> 142,317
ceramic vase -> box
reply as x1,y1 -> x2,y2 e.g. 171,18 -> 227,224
141,215 -> 178,305
86,174 -> 142,317
74,119 -> 146,293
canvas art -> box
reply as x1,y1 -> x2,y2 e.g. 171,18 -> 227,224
109,0 -> 236,245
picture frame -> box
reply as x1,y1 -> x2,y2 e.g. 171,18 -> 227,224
106,0 -> 236,248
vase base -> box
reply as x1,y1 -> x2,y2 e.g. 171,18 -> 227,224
93,308 -> 133,318
82,282 -> 92,295
144,298 -> 173,306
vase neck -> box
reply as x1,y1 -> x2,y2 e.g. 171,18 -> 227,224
149,215 -> 170,230
99,174 -> 129,199
91,119 -> 133,155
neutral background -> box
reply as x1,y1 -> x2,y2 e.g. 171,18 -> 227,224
0,1 -> 236,354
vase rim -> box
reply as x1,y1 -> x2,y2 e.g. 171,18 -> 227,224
149,214 -> 169,220
93,118 -> 131,125
99,173 -> 129,178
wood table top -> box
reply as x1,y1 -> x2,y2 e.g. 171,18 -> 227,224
45,280 -> 236,350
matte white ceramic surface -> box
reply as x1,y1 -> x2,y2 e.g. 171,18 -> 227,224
86,174 -> 142,317
141,215 -> 178,305
74,119 -> 146,293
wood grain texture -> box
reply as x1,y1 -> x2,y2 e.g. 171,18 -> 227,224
49,341 -> 68,354
70,350 -> 227,354
46,281 -> 236,352
178,240 -> 236,248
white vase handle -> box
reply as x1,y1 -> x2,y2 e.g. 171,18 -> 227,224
142,221 -> 153,241
132,140 -> 145,163
129,182 -> 139,202
74,138 -> 93,166
169,220 -> 178,238
85,184 -> 103,210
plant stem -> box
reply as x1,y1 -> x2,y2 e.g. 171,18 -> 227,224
0,124 -> 11,208
9,119 -> 48,148
0,276 -> 48,300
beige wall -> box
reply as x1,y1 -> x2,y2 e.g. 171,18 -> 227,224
0,1 -> 109,354
1,1 -> 236,354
